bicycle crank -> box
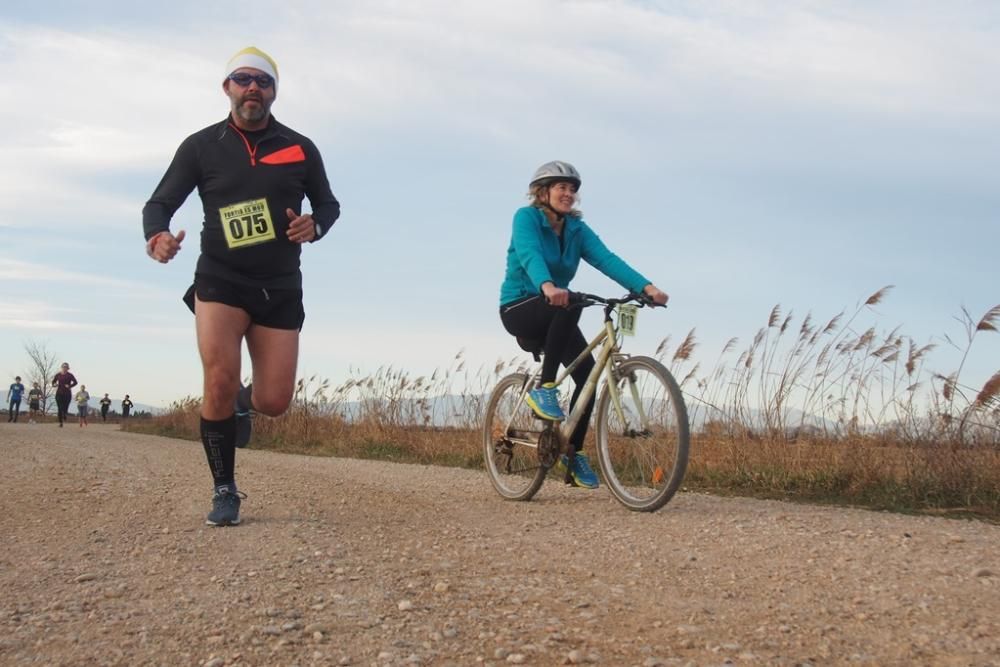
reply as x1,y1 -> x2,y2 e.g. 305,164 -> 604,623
536,425 -> 560,468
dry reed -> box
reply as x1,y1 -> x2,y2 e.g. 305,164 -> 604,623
128,289 -> 1000,519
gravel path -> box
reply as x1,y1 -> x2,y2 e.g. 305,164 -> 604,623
1,423 -> 998,666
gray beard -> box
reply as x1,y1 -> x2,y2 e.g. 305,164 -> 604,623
235,101 -> 269,123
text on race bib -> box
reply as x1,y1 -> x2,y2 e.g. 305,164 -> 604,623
618,304 -> 638,336
219,198 -> 276,249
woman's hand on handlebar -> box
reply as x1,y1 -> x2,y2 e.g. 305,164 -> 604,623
643,284 -> 669,306
542,282 -> 570,307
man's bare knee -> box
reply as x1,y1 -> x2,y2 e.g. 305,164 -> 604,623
252,394 -> 291,417
203,369 -> 240,412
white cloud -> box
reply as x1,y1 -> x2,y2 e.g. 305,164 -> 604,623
4,3 -> 996,153
0,318 -> 187,336
282,1 -> 1000,119
0,297 -> 188,337
1,2 -> 995,232
0,258 -> 138,288
0,162 -> 137,228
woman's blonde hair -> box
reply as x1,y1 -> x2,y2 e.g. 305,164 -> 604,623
527,182 -> 582,218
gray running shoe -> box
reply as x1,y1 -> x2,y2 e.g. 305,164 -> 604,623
235,385 -> 253,449
205,487 -> 246,526
234,412 -> 252,449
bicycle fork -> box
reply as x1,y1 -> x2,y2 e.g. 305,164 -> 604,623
606,357 -> 653,437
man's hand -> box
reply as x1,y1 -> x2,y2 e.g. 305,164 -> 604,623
286,208 -> 316,243
146,230 -> 186,263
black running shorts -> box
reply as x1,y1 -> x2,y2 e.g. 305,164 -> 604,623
183,273 -> 305,331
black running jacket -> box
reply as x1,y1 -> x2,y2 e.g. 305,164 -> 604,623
142,115 -> 341,289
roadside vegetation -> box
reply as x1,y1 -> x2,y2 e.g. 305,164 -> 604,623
127,288 -> 1000,520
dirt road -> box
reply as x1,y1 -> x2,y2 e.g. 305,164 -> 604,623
1,424 -> 998,666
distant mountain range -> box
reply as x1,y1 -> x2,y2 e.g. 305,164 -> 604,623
1,388 -> 845,434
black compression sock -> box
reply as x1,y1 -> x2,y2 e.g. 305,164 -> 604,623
200,415 -> 237,488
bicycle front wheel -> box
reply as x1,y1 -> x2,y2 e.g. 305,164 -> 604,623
595,356 -> 690,512
483,373 -> 547,501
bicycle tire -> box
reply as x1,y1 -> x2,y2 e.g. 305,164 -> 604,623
483,373 -> 547,501
595,356 -> 690,511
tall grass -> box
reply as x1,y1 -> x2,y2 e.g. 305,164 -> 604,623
673,287 -> 1000,444
128,289 -> 1000,519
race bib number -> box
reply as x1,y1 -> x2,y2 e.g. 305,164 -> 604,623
219,198 -> 276,249
618,305 -> 638,336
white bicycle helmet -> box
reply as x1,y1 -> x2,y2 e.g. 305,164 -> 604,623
529,160 -> 581,189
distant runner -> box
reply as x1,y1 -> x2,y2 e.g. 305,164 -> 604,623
142,46 -> 341,527
100,393 -> 112,422
51,363 -> 78,428
75,385 -> 90,427
7,376 -> 24,423
27,383 -> 42,423
121,395 -> 133,419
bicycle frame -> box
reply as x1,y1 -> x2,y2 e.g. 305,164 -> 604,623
501,306 -> 653,451
553,319 -> 618,441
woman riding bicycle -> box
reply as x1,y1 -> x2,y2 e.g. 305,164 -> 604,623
498,161 -> 669,489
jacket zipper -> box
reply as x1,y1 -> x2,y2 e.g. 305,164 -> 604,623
228,122 -> 264,166
501,295 -> 540,313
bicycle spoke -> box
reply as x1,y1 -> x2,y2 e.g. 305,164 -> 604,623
596,357 -> 689,511
503,460 -> 543,475
483,373 -> 548,501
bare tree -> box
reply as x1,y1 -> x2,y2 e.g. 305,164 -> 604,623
24,341 -> 59,415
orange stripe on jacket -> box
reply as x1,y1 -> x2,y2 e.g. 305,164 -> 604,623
259,145 -> 306,164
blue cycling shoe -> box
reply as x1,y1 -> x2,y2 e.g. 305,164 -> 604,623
524,382 -> 565,421
557,453 -> 600,489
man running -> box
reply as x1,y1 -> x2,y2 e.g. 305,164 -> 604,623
8,376 -> 25,422
121,395 -> 133,419
100,393 -> 112,422
142,46 -> 341,527
27,383 -> 42,423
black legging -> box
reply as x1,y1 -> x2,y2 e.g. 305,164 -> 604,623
55,392 -> 71,425
500,295 -> 596,450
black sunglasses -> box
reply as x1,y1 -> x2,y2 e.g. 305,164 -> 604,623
228,72 -> 274,89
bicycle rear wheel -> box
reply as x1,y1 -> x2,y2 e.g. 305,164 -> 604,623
595,356 -> 689,511
483,373 -> 548,501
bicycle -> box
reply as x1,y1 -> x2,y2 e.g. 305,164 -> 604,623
483,292 -> 690,512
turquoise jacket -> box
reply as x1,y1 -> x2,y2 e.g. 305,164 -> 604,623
500,206 -> 650,306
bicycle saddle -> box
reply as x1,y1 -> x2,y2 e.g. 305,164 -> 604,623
516,337 -> 543,362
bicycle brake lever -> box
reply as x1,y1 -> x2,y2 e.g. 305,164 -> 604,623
633,292 -> 667,309
628,292 -> 653,307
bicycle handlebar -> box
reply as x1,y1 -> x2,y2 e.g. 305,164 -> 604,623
568,291 -> 665,309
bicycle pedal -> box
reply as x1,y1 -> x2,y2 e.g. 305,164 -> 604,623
532,413 -> 564,422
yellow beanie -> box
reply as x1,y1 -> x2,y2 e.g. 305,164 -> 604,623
225,46 -> 279,84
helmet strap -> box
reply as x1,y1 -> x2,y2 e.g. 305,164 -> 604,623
539,202 -> 565,223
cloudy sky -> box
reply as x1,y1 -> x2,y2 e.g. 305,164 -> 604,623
1,0 -> 997,409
